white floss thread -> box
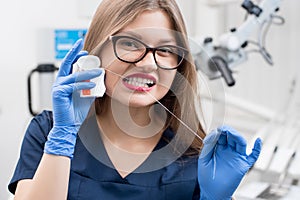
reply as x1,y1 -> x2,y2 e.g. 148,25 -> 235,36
105,68 -> 203,142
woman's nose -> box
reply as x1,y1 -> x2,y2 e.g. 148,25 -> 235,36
135,52 -> 157,72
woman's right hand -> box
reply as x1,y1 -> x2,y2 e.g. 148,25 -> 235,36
44,39 -> 103,158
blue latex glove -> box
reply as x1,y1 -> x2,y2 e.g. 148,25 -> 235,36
198,125 -> 262,200
44,39 -> 103,158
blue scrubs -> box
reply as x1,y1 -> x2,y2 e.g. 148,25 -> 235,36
9,111 -> 200,199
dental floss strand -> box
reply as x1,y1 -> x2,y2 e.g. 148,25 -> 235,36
105,68 -> 220,179
141,79 -> 218,180
104,68 -> 203,142
145,92 -> 203,142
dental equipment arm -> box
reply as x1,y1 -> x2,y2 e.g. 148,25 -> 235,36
192,0 -> 284,86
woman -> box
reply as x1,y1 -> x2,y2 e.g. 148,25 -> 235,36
9,0 -> 262,199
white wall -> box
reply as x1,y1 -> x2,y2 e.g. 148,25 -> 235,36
0,0 -> 95,199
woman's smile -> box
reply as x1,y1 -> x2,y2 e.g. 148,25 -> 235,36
122,73 -> 156,92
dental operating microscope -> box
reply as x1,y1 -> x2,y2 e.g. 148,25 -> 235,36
192,0 -> 283,87
191,0 -> 300,199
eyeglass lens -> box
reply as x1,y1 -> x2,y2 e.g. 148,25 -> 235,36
114,36 -> 184,69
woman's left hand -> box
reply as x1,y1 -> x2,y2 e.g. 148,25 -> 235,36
198,126 -> 262,200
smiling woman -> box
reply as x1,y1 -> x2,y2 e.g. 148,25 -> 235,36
8,0 -> 262,199
88,8 -> 201,178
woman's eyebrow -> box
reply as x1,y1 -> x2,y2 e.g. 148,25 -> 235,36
119,31 -> 143,39
118,31 -> 176,45
158,38 -> 176,44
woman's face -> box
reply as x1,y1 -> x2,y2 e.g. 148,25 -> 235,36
100,10 -> 178,107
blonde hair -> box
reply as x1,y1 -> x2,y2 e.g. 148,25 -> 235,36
84,0 -> 205,155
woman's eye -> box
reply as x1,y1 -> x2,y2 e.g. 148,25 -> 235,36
122,41 -> 136,47
161,48 -> 172,53
157,47 -> 176,56
118,39 -> 141,50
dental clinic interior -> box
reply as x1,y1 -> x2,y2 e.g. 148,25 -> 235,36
0,0 -> 299,199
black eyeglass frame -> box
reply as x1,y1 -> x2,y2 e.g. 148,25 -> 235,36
109,35 -> 188,70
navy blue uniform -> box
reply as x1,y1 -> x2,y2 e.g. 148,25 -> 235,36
9,111 -> 200,199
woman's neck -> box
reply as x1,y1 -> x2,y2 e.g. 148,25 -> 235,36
95,97 -> 167,178
102,96 -> 152,126
96,97 -> 165,152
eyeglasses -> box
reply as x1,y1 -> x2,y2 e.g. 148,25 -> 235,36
109,35 -> 188,70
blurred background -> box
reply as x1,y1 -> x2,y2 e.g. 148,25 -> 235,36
0,0 -> 299,199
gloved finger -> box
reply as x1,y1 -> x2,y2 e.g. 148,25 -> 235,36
74,51 -> 89,63
73,82 -> 97,91
247,138 -> 262,166
59,68 -> 103,85
204,129 -> 221,145
236,143 -> 247,156
223,127 -> 247,155
70,50 -> 89,74
73,68 -> 103,83
217,132 -> 227,146
72,92 -> 95,104
227,136 -> 237,151
217,125 -> 234,146
53,82 -> 96,98
199,129 -> 220,160
216,125 -> 228,144
217,125 -> 234,133
57,39 -> 84,77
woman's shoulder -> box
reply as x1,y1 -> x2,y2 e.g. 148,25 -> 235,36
25,110 -> 53,140
33,110 -> 53,126
8,110 -> 53,194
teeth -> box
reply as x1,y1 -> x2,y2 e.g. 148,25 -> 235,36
123,77 -> 155,87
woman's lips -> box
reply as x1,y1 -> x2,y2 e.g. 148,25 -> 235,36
122,73 -> 156,92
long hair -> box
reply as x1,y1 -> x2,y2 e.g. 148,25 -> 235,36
84,0 -> 206,155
